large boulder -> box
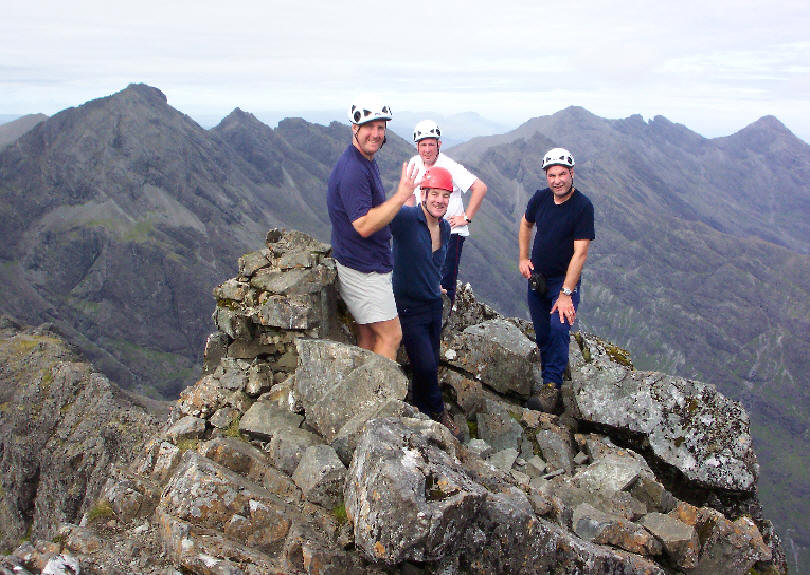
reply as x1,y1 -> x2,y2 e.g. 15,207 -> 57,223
441,318 -> 540,398
572,333 -> 758,492
345,417 -> 487,565
293,339 -> 408,442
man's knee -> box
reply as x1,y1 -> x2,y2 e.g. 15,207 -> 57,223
373,319 -> 402,346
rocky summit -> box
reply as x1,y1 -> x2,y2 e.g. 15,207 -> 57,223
0,229 -> 787,574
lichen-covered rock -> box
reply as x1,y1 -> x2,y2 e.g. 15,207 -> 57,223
441,319 -> 539,398
0,230 -> 788,575
345,417 -> 487,565
159,451 -> 296,555
641,512 -> 699,569
572,503 -> 662,556
293,339 -> 408,442
672,503 -> 771,575
475,398 -> 524,452
572,334 -> 758,492
0,323 -> 158,554
292,444 -> 346,508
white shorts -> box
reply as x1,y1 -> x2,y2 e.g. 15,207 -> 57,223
335,261 -> 398,325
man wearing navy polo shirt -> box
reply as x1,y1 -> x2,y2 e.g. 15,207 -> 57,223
391,166 -> 462,440
327,97 -> 417,361
518,147 -> 595,413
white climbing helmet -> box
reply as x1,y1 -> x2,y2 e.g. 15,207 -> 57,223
542,147 -> 575,169
413,119 -> 441,142
348,98 -> 393,125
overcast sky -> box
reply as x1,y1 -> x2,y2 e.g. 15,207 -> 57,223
2,0 -> 809,142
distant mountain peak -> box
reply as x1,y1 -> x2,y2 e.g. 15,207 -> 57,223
724,114 -> 806,150
217,107 -> 264,129
741,114 -> 789,135
118,83 -> 168,104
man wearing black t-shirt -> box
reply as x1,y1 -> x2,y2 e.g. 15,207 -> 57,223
518,148 -> 595,412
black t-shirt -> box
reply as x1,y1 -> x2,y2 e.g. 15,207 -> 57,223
524,188 -> 595,278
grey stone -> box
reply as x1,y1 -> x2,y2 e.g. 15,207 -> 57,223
292,444 -> 347,508
572,503 -> 662,556
330,399 -> 420,465
102,478 -> 144,523
268,424 -> 323,475
539,477 -> 647,526
159,451 -> 296,556
641,512 -> 700,569
165,415 -> 206,442
237,249 -> 270,279
630,475 -> 677,513
442,319 -> 539,397
474,400 -> 524,452
574,452 -> 646,493
525,455 -> 548,478
687,509 -> 771,575
438,368 -> 484,417
212,305 -> 252,341
202,331 -> 229,373
41,555 -> 80,575
294,339 -> 408,442
574,451 -> 589,465
487,448 -> 519,472
345,417 -> 487,565
238,400 -> 303,441
209,407 -> 239,429
245,363 -> 273,396
573,334 -> 758,492
213,278 -> 250,301
464,438 -> 493,460
256,294 -> 317,330
534,425 -> 575,475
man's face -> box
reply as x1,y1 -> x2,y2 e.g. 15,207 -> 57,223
417,138 -> 440,166
353,120 -> 387,159
420,187 -> 451,219
545,165 -> 574,197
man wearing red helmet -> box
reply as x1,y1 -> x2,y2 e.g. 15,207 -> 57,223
390,166 -> 463,440
407,120 -> 488,308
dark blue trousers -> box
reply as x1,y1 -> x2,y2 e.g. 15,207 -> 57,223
527,276 -> 581,389
440,234 -> 465,305
399,299 -> 445,415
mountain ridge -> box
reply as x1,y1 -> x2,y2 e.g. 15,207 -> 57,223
0,83 -> 808,573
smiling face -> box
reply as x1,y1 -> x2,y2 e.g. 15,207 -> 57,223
420,187 -> 451,220
352,120 -> 387,159
417,138 -> 440,166
545,165 -> 574,199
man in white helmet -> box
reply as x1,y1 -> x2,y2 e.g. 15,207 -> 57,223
518,147 -> 595,413
406,120 -> 487,307
327,98 -> 418,360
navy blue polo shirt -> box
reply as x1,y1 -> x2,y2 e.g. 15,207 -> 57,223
390,205 -> 450,309
525,188 -> 595,278
327,145 -> 393,273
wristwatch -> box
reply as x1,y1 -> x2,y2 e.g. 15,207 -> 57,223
560,287 -> 573,296
464,216 -> 472,223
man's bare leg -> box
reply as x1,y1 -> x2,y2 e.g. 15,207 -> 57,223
355,318 -> 402,360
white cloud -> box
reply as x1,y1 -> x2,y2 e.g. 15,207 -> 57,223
1,0 -> 809,142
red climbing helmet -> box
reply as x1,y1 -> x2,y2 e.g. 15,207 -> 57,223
421,166 -> 454,192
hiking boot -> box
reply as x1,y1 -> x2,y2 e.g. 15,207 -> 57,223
525,383 -> 561,413
436,410 -> 464,442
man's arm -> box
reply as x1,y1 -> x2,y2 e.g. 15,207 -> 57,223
518,216 -> 535,279
352,163 -> 418,238
551,239 -> 591,323
464,178 -> 487,221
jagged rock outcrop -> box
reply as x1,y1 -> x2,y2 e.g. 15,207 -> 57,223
0,229 -> 788,574
0,316 -> 160,556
